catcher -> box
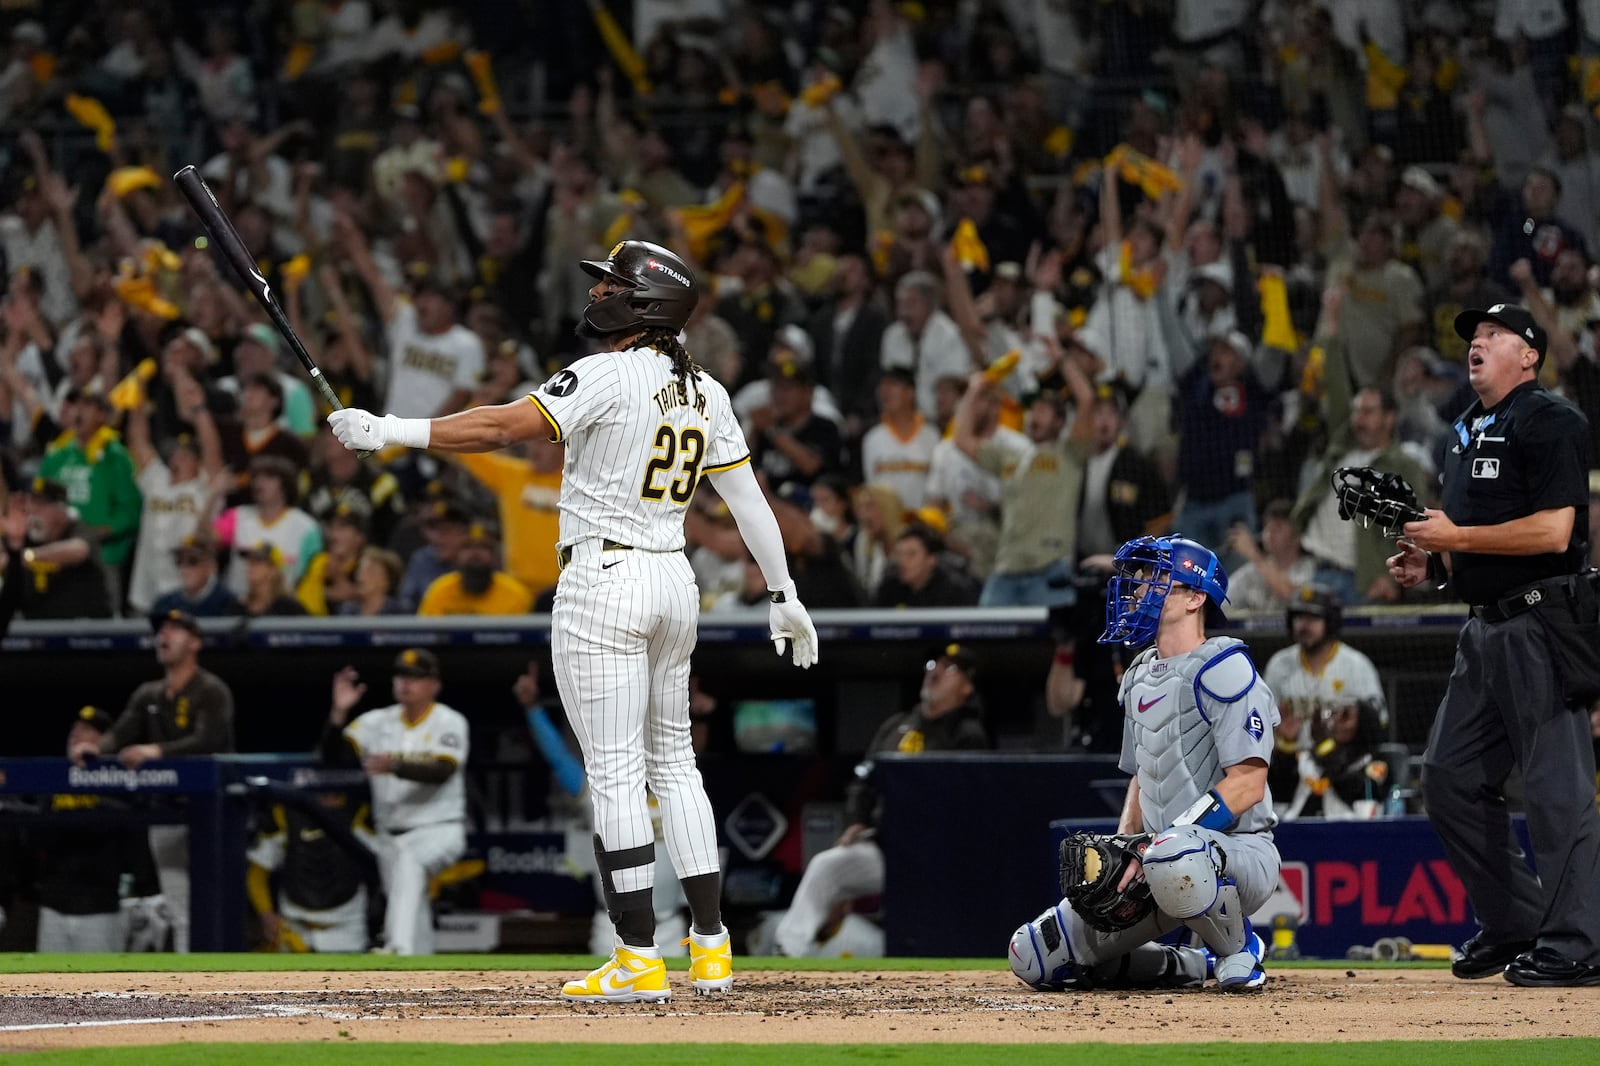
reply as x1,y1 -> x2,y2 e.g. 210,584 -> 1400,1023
1009,535 -> 1281,992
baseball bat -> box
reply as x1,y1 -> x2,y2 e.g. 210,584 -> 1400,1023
171,164 -> 374,458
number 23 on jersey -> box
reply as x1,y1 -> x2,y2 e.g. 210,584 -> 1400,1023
641,425 -> 705,503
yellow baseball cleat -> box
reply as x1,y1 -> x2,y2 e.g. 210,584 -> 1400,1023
560,942 -> 672,1003
683,926 -> 734,994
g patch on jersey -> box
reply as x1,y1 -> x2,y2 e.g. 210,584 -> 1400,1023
543,369 -> 579,397
1245,710 -> 1265,742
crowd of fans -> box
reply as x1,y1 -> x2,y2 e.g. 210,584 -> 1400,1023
3,0 -> 1600,640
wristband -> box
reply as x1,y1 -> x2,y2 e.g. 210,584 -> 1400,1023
1053,648 -> 1075,666
381,413 -> 431,448
1171,788 -> 1238,833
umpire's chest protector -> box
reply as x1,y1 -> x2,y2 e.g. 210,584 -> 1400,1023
1120,637 -> 1246,829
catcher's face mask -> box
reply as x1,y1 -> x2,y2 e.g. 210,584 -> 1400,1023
1099,535 -> 1228,646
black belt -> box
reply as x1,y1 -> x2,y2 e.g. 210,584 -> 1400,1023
1470,572 -> 1598,624
555,539 -> 633,569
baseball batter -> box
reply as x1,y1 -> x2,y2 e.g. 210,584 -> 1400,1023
322,648 -> 467,956
328,240 -> 820,1002
1009,536 -> 1281,992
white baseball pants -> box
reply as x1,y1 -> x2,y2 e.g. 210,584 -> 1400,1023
774,840 -> 885,957
281,888 -> 370,953
36,908 -> 126,953
376,822 -> 465,955
148,825 -> 190,952
553,543 -> 719,894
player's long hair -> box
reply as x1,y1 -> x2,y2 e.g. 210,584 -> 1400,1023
639,327 -> 704,398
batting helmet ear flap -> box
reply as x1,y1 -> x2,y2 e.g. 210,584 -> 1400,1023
579,289 -> 644,335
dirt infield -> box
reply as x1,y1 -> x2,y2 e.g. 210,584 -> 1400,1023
0,968 -> 1595,1049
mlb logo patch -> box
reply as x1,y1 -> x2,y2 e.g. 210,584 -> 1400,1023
1472,457 -> 1500,479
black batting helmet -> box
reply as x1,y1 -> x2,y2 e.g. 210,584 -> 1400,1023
1286,585 -> 1342,638
578,240 -> 699,336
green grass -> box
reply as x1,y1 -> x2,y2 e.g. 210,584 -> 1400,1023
5,1043 -> 1598,1066
0,952 -> 1446,974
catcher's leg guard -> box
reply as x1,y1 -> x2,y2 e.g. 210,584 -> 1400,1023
1008,903 -> 1079,990
1142,828 -> 1246,958
1085,944 -> 1207,989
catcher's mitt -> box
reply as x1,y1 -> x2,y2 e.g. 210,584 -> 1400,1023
1058,832 -> 1155,932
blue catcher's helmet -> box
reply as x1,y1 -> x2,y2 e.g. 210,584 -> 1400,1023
1097,535 -> 1229,646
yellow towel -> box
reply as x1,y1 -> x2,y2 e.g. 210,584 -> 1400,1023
281,254 -> 312,286
1257,272 -> 1298,352
108,358 -> 159,412
112,275 -> 180,320
982,349 -> 1022,384
801,75 -> 843,109
669,183 -> 745,263
283,41 -> 314,80
65,94 -> 116,153
419,41 -> 462,66
106,166 -> 162,200
1105,144 -> 1183,202
949,218 -> 991,273
1116,241 -> 1159,301
587,0 -> 652,96
465,51 -> 501,115
1364,41 -> 1406,111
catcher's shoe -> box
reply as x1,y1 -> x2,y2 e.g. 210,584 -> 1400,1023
561,941 -> 672,1003
682,926 -> 734,993
1207,928 -> 1268,991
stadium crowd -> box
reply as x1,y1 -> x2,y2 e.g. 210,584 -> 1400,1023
2,3 -> 1600,721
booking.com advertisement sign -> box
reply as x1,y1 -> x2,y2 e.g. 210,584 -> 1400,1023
1051,816 -> 1526,959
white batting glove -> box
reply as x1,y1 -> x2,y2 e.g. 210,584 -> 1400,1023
326,409 -> 429,451
768,583 -> 819,669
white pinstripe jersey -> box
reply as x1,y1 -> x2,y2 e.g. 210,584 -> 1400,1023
527,347 -> 749,551
1261,642 -> 1385,722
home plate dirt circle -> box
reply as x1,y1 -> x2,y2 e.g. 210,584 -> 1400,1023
0,969 -> 1595,1049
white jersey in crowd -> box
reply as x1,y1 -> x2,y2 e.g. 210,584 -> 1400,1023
127,461 -> 209,612
879,310 -> 970,422
527,347 -> 750,551
925,428 -> 1028,524
1262,640 -> 1386,722
383,300 -> 486,418
217,504 -> 323,597
343,702 -> 469,831
860,415 -> 940,511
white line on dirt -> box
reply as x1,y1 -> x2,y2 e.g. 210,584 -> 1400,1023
0,1007 -> 316,1033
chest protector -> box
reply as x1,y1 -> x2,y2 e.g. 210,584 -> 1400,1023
1119,636 -> 1256,832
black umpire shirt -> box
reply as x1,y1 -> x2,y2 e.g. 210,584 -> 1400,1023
1441,380 -> 1591,605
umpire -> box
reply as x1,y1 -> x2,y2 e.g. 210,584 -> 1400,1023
1390,303 -> 1600,987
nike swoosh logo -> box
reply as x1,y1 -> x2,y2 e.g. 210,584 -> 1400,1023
1137,694 -> 1165,713
602,967 -> 652,993
601,559 -> 623,570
